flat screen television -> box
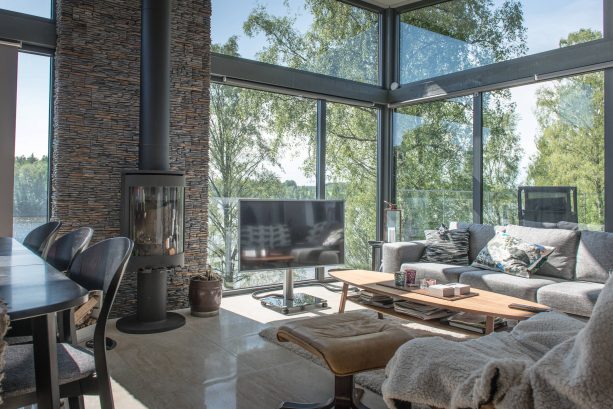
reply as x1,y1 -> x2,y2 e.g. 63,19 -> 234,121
239,199 -> 345,272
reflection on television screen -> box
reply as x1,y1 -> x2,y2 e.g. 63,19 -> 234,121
239,200 -> 345,272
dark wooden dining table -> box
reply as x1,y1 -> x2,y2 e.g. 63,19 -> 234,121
0,237 -> 89,409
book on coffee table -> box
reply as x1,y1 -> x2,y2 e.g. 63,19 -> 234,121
445,312 -> 507,334
393,301 -> 453,320
359,291 -> 395,308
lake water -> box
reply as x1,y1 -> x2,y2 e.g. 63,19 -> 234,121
12,217 -> 46,241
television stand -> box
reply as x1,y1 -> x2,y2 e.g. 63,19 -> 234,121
259,268 -> 328,314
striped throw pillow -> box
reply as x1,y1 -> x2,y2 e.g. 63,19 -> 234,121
423,226 -> 470,266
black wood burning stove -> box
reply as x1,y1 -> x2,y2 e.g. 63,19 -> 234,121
121,171 -> 185,270
116,0 -> 186,334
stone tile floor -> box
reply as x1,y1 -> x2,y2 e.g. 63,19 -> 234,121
84,285 -> 389,409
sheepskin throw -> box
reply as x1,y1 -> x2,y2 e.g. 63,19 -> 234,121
0,301 -> 9,404
382,276 -> 613,408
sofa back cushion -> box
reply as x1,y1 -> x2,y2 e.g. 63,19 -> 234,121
576,230 -> 613,283
505,224 -> 580,280
452,222 -> 496,263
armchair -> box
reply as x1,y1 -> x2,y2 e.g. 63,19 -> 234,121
382,277 -> 613,409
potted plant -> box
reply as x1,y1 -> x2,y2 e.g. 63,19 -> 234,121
189,265 -> 223,317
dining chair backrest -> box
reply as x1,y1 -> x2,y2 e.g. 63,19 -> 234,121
45,227 -> 94,272
22,221 -> 61,257
67,236 -> 133,409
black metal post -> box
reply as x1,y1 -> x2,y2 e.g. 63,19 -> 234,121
139,0 -> 171,171
473,92 -> 483,224
316,99 -> 327,281
376,8 -> 398,242
316,99 -> 327,200
117,268 -> 186,334
604,0 -> 613,232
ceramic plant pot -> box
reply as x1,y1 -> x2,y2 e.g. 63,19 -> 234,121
189,277 -> 222,317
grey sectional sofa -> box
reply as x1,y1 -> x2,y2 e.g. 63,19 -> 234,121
382,222 -> 612,317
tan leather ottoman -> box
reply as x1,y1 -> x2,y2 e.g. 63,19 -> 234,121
277,312 -> 414,409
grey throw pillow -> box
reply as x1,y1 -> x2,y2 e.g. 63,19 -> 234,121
423,225 -> 470,266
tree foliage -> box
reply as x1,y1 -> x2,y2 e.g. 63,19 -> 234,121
528,30 -> 604,227
13,155 -> 48,217
209,39 -> 317,286
400,0 -> 526,82
395,0 -> 526,235
244,0 -> 379,84
210,0 -> 599,285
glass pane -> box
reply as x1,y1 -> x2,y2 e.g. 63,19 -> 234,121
13,53 -> 51,241
212,0 -> 379,84
400,0 -> 603,84
129,186 -> 184,256
325,102 -> 377,269
0,0 -> 52,18
483,71 -> 604,231
394,97 -> 473,240
208,84 -> 317,290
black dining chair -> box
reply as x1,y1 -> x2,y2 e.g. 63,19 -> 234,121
45,227 -> 94,272
6,227 -> 94,344
22,220 -> 61,257
1,237 -> 133,409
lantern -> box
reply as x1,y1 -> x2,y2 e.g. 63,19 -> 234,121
384,201 -> 402,243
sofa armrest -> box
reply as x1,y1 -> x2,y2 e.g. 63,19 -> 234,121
382,240 -> 427,273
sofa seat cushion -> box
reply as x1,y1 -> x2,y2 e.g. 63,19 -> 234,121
401,262 -> 479,284
505,224 -> 580,280
575,230 -> 613,283
537,281 -> 604,317
458,269 -> 560,301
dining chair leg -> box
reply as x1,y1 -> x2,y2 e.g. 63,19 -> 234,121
98,373 -> 115,409
68,395 -> 85,409
59,308 -> 77,344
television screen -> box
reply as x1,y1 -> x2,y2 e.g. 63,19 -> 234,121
239,199 -> 345,272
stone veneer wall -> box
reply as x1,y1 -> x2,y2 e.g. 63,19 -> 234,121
52,0 -> 210,317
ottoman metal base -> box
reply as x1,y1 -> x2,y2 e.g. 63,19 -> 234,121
279,374 -> 369,409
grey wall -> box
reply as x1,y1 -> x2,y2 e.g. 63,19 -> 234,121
0,43 -> 19,237
53,0 -> 211,317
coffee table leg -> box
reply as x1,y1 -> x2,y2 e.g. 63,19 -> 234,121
485,316 -> 495,334
339,283 -> 349,313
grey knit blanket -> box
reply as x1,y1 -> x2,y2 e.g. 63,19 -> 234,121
383,278 -> 613,409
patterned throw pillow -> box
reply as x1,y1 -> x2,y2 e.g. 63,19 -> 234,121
472,232 -> 555,278
423,225 -> 470,266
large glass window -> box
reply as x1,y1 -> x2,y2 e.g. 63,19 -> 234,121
394,97 -> 473,240
399,0 -> 603,84
208,84 -> 317,290
483,70 -> 604,230
13,53 -> 51,241
325,102 -> 377,269
0,0 -> 52,19
212,0 -> 379,84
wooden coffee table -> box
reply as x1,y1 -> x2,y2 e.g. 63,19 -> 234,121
330,269 -> 550,334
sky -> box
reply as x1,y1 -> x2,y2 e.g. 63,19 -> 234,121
2,0 -> 604,184
0,0 -> 52,159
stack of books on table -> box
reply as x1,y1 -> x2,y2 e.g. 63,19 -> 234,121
393,301 -> 453,320
359,291 -> 394,308
446,312 -> 507,334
